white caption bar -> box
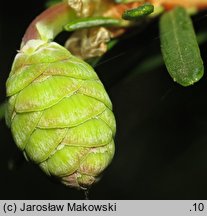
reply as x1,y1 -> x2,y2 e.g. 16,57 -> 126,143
0,200 -> 206,216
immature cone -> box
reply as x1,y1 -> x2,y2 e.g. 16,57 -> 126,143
6,39 -> 116,189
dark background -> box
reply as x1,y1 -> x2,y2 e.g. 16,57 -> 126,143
1,1 -> 207,199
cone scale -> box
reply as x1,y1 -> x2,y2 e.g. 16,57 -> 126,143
6,3 -> 116,189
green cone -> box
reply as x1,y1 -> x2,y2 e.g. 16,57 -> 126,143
6,39 -> 116,189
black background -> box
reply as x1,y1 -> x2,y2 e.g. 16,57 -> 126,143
1,1 -> 207,199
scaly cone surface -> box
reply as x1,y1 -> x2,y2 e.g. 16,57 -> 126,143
6,39 -> 116,189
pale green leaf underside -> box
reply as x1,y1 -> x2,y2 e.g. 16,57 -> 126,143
160,7 -> 204,86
